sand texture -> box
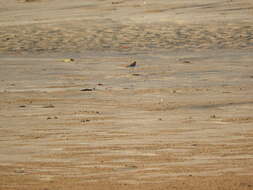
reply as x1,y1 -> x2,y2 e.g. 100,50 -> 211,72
0,0 -> 253,189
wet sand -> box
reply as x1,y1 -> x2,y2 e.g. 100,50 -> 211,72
0,0 -> 253,189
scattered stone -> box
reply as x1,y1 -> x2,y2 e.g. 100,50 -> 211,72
63,58 -> 75,63
240,183 -> 252,188
132,73 -> 141,76
19,105 -> 26,108
210,114 -> 216,118
43,104 -> 55,108
125,164 -> 138,169
81,119 -> 90,123
126,61 -> 136,67
80,88 -> 94,92
22,0 -> 38,2
46,116 -> 58,119
97,83 -> 103,86
183,60 -> 191,64
158,118 -> 163,121
112,1 -> 122,4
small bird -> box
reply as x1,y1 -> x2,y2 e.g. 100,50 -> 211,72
126,61 -> 136,68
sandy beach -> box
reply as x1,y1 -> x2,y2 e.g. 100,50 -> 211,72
0,0 -> 253,189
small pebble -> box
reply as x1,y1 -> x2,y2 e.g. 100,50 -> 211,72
80,88 -> 94,92
43,104 -> 55,108
81,119 -> 90,123
63,58 -> 75,63
126,61 -> 137,67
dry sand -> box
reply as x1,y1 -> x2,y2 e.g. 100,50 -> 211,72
0,0 -> 253,189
